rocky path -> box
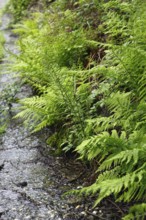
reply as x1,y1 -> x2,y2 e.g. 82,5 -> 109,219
0,2 -> 79,220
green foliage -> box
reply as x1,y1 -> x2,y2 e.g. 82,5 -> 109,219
77,132 -> 146,203
12,11 -> 94,149
123,204 -> 146,220
8,0 -> 39,22
9,0 -> 146,219
72,1 -> 146,218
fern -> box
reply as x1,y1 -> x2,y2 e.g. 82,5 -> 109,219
76,130 -> 128,161
98,148 -> 139,171
77,166 -> 146,206
8,0 -> 146,219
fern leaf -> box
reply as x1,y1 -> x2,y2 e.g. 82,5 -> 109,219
98,148 -> 139,171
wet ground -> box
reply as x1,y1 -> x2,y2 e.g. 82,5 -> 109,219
0,1 -> 128,220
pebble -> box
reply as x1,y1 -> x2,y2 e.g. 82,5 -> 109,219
75,205 -> 81,210
80,211 -> 87,216
76,185 -> 83,189
92,210 -> 98,215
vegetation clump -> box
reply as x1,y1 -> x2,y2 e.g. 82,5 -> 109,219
8,0 -> 146,219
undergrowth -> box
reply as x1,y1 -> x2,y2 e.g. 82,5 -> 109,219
8,0 -> 146,219
7,0 -> 40,22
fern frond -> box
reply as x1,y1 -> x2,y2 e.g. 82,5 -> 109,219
98,148 -> 139,171
85,116 -> 117,134
90,170 -> 145,206
77,130 -> 128,161
106,91 -> 131,117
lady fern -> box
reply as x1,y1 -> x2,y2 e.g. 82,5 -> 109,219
9,0 -> 146,219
